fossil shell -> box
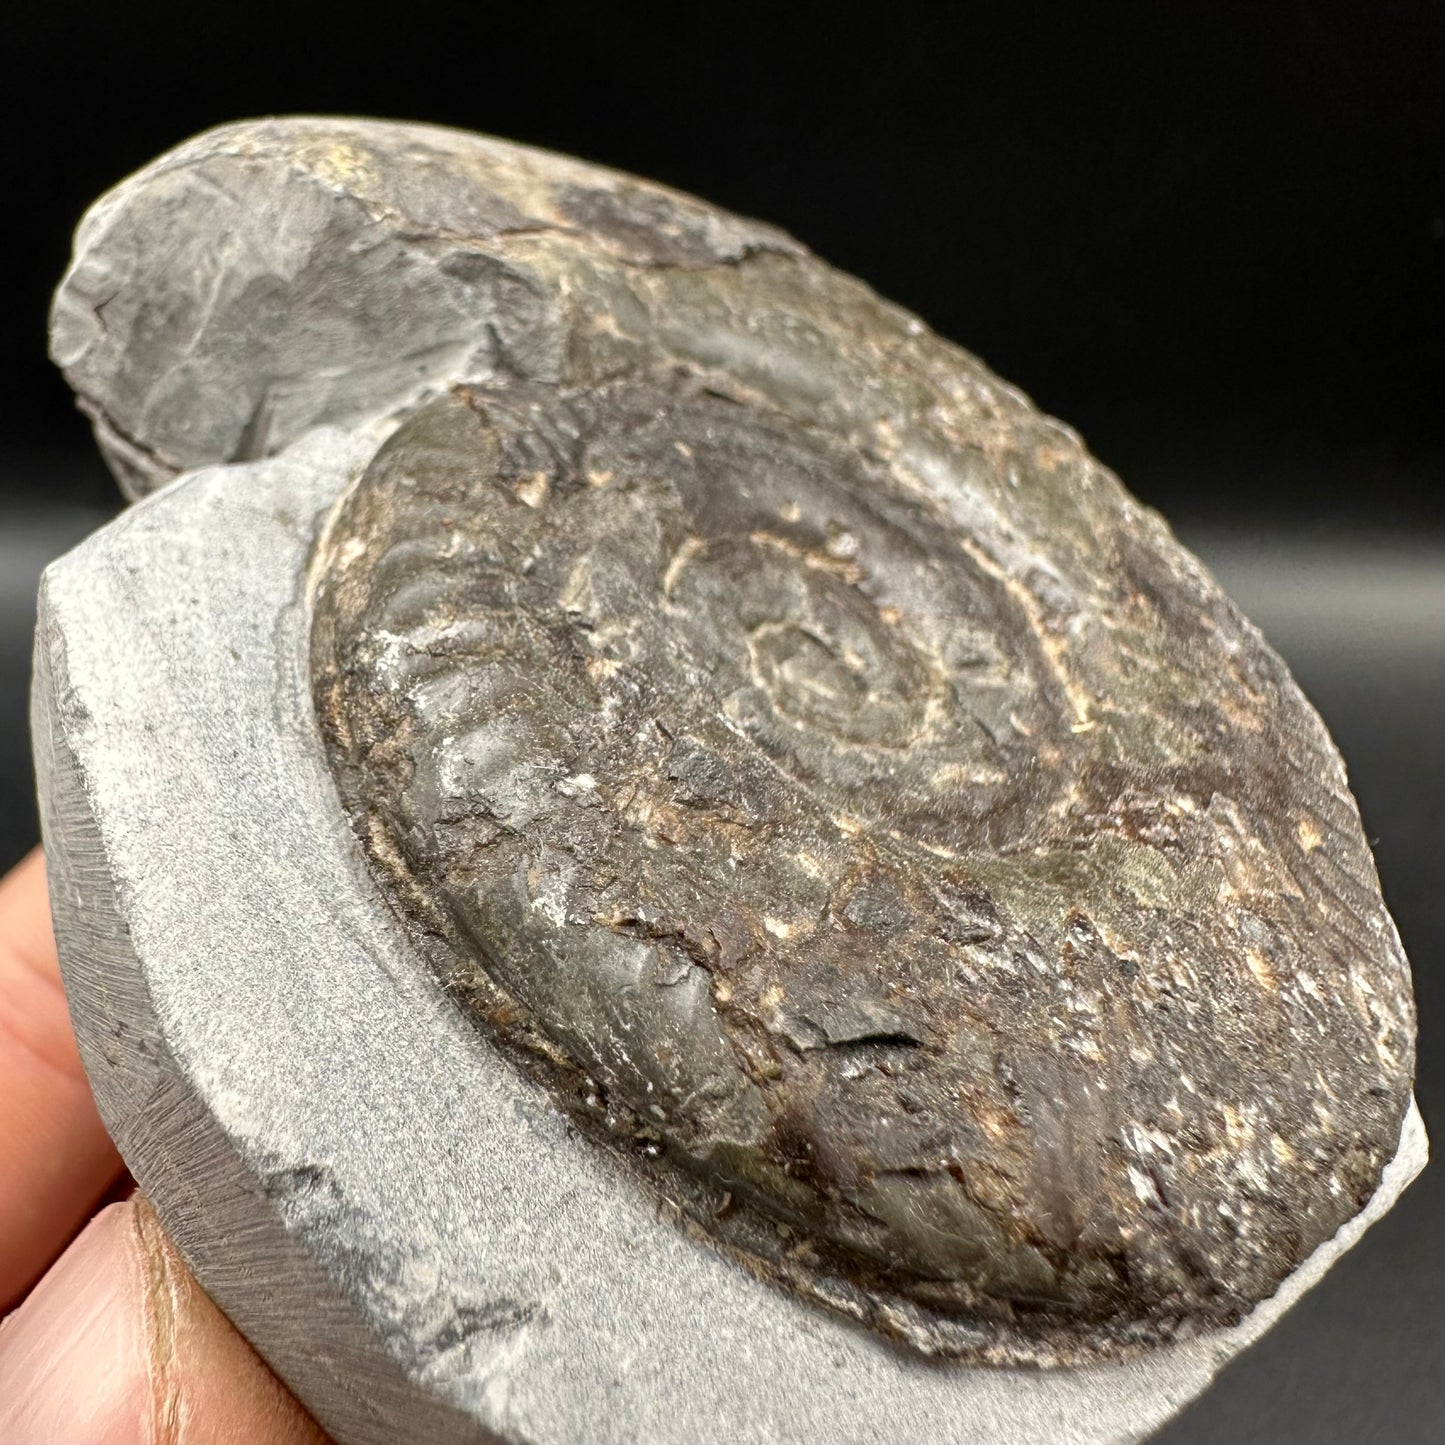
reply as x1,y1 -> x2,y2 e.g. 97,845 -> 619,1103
53,118 -> 1417,1366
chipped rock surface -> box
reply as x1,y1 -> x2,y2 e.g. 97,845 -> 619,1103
52,119 -> 1418,1370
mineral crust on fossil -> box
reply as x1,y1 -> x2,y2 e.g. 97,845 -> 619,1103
52,118 -> 1417,1371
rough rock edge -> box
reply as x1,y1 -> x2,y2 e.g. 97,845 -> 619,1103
49,115 -> 805,500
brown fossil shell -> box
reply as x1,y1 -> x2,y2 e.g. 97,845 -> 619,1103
301,124 -> 1414,1365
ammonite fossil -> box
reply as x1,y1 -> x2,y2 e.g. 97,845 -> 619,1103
47,118 -> 1418,1393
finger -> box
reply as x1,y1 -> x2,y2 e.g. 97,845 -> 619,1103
0,849 -> 124,1310
0,1196 -> 329,1445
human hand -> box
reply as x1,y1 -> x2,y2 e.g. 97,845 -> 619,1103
0,848 -> 330,1443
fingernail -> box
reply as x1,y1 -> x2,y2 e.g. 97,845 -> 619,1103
130,1197 -> 331,1445
0,1201 -> 155,1445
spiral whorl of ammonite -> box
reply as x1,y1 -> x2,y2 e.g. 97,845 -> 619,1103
298,123 -> 1411,1363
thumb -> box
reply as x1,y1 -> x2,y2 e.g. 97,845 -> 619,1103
0,1194 -> 328,1444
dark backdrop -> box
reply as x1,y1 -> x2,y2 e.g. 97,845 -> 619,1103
0,5 -> 1440,1442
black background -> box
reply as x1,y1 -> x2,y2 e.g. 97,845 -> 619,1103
0,4 -> 1440,1441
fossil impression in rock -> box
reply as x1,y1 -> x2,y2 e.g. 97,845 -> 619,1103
44,116 -> 1420,1425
